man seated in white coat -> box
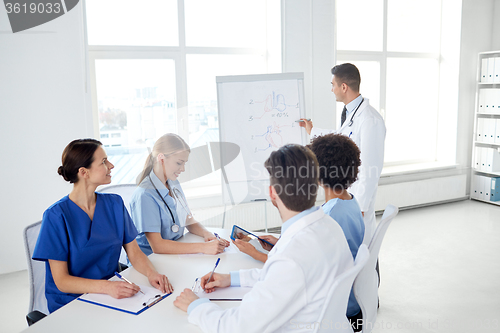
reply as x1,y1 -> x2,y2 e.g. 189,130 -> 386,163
174,144 -> 354,332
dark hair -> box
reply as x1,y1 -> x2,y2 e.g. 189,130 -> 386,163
264,144 -> 319,212
57,139 -> 103,183
307,134 -> 360,191
331,63 -> 361,92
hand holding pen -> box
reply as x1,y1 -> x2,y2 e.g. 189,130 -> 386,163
115,272 -> 145,295
200,258 -> 231,293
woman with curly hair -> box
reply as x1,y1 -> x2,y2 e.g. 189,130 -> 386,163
307,133 -> 364,331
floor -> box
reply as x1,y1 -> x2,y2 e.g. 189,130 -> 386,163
1,199 -> 499,333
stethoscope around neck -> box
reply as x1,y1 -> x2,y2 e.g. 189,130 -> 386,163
346,98 -> 364,127
148,175 -> 192,233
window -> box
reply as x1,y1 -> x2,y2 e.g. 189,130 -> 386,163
336,0 -> 461,168
86,0 -> 281,185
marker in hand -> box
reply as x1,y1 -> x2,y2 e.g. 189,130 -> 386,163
204,258 -> 220,291
295,118 -> 311,123
115,272 -> 145,295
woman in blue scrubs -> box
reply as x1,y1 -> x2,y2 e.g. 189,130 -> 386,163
130,133 -> 229,255
33,139 -> 173,313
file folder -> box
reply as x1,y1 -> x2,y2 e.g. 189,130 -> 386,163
481,147 -> 488,171
486,119 -> 497,144
495,57 -> 500,83
471,174 -> 481,199
488,58 -> 495,83
496,119 -> 500,144
477,118 -> 485,142
481,58 -> 488,82
490,177 -> 500,201
474,147 -> 482,170
485,89 -> 494,114
478,89 -> 485,113
485,147 -> 500,172
483,175 -> 491,200
478,175 -> 485,200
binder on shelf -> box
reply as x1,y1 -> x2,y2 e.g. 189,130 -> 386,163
483,176 -> 491,200
481,147 -> 488,171
479,175 -> 486,200
495,57 -> 500,83
477,89 -> 486,113
493,89 -> 499,112
481,58 -> 488,82
490,177 -> 500,201
474,146 -> 483,170
476,118 -> 485,142
485,89 -> 493,114
496,119 -> 500,144
471,174 -> 481,199
486,118 -> 497,143
494,89 -> 500,112
488,57 -> 495,83
484,147 -> 500,172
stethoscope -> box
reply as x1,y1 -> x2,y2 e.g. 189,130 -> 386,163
347,98 -> 364,127
148,175 -> 193,233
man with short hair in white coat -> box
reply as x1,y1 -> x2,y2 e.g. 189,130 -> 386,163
174,144 -> 353,332
300,63 -> 386,246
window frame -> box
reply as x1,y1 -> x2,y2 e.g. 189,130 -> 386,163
335,0 -> 450,168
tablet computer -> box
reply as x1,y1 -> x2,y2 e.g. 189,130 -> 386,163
230,225 -> 274,247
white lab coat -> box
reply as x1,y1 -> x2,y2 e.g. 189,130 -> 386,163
188,208 -> 353,333
311,98 -> 386,245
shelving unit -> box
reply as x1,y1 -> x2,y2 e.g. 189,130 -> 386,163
471,51 -> 500,205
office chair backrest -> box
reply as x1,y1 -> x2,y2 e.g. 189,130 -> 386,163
353,204 -> 399,333
98,184 -> 137,214
98,184 -> 137,265
315,245 -> 370,333
23,221 -> 48,315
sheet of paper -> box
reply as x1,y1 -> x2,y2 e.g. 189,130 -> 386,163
78,284 -> 167,314
194,280 -> 252,300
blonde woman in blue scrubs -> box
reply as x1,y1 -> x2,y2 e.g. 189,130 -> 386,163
130,133 -> 229,255
33,139 -> 172,313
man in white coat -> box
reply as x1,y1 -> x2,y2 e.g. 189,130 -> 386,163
174,144 -> 354,332
300,63 -> 386,246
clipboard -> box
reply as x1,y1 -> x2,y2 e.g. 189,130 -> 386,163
78,284 -> 170,315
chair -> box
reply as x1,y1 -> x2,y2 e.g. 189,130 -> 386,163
23,221 -> 48,326
353,204 -> 399,333
314,245 -> 370,333
99,183 -> 137,266
98,184 -> 137,215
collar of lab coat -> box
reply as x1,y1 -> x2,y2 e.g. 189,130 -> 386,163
337,98 -> 370,133
268,207 -> 326,256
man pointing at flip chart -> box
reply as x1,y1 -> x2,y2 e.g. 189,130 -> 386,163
299,63 -> 386,246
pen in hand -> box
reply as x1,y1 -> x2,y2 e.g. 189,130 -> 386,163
115,272 -> 145,295
204,258 -> 220,291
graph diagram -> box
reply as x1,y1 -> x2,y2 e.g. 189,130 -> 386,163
248,91 -> 299,121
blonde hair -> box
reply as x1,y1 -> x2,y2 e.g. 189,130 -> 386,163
137,133 -> 190,184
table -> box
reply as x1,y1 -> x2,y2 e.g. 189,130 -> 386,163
21,228 -> 272,333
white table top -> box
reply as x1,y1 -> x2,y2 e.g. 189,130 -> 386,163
21,228 -> 273,333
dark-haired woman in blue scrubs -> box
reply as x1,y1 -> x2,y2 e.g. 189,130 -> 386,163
33,139 -> 173,313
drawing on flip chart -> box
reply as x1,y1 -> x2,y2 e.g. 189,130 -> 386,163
217,73 -> 306,202
248,91 -> 299,121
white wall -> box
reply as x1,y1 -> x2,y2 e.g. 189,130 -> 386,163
0,3 -> 93,274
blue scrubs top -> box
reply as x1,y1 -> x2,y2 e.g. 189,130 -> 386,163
32,193 -> 138,313
130,170 -> 187,256
322,194 -> 365,317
